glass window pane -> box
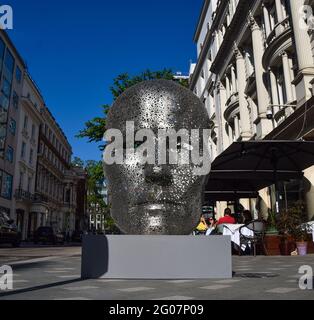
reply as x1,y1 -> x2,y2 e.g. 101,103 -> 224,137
15,66 -> 22,83
5,146 -> 13,163
9,118 -> 16,135
4,49 -> 14,74
0,94 -> 9,110
2,78 -> 11,97
1,172 -> 13,199
0,38 -> 5,74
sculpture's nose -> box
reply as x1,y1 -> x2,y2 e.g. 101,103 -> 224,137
144,164 -> 173,186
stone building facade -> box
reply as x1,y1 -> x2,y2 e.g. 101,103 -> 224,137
190,0 -> 314,219
0,30 -> 87,240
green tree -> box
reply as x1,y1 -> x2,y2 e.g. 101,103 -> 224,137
71,156 -> 85,168
76,69 -> 188,149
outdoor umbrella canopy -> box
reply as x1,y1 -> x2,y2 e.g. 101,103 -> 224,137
205,140 -> 314,208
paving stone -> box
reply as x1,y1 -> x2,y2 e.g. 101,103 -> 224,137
266,287 -> 298,294
152,296 -> 194,300
118,287 -> 155,293
200,285 -> 231,290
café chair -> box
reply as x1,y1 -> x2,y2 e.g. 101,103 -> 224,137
239,220 -> 268,256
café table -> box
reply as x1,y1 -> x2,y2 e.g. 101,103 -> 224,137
222,224 -> 254,251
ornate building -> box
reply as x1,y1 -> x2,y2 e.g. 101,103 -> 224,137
0,30 -> 87,240
190,0 -> 314,219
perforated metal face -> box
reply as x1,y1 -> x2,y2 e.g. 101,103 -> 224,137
104,80 -> 210,235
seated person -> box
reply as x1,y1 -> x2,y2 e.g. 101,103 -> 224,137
216,208 -> 236,225
205,217 -> 217,235
242,210 -> 253,224
195,214 -> 208,234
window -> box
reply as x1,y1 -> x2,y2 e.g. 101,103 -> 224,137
21,142 -> 26,159
31,124 -> 36,139
1,172 -> 13,199
9,118 -> 16,135
5,146 -> 13,163
27,177 -> 32,192
4,50 -> 14,74
19,171 -> 24,188
0,94 -> 9,110
12,91 -> 19,109
2,78 -> 11,97
15,66 -> 22,83
0,38 -> 5,74
39,142 -> 43,154
23,115 -> 28,131
29,149 -> 33,165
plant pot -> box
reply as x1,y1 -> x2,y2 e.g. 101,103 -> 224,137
296,241 -> 308,256
279,238 -> 295,256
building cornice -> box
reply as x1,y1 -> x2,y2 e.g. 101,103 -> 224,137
41,107 -> 72,151
210,0 -> 252,74
190,0 -> 229,90
194,0 -> 211,42
0,30 -> 26,68
40,132 -> 71,170
21,96 -> 42,124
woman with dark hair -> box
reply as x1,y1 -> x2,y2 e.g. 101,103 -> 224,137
205,217 -> 217,235
195,214 -> 208,235
243,210 -> 253,224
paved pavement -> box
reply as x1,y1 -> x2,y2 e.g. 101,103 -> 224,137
0,245 -> 313,300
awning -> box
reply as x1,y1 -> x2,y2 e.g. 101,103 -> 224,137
205,140 -> 314,202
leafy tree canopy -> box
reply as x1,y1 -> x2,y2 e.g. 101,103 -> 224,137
76,69 -> 188,150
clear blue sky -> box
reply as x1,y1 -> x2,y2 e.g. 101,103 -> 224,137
7,0 -> 203,162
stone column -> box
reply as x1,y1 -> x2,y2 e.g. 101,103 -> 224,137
234,115 -> 240,140
217,81 -> 230,151
228,124 -> 234,145
231,65 -> 237,94
281,51 -> 294,103
248,14 -> 272,137
249,14 -> 269,116
275,0 -> 284,23
235,46 -> 251,140
269,68 -> 280,115
225,76 -> 230,99
289,0 -> 314,106
288,57 -> 297,101
262,4 -> 271,38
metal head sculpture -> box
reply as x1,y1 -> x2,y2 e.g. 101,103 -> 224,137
103,79 -> 211,235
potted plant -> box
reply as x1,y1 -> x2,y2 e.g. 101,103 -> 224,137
293,224 -> 311,256
277,201 -> 309,256
276,209 -> 298,255
266,210 -> 278,234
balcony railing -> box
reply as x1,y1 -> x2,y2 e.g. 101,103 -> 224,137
266,17 -> 290,45
33,192 -> 49,203
224,92 -> 240,123
15,189 -> 34,202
